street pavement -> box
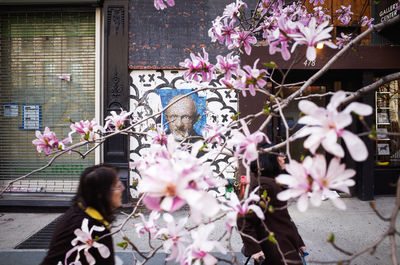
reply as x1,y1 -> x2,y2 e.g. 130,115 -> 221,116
0,196 -> 399,265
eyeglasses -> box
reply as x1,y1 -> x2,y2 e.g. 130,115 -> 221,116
166,115 -> 195,123
111,181 -> 124,191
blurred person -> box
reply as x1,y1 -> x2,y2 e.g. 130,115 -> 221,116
238,145 -> 306,265
41,165 -> 124,265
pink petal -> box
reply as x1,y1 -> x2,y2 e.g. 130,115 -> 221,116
143,196 -> 162,211
297,193 -> 309,212
298,100 -> 319,114
83,248 -> 95,265
327,90 -> 346,110
341,130 -> 368,161
248,205 -> 265,220
94,242 -> 111,258
343,102 -> 373,116
306,46 -> 317,61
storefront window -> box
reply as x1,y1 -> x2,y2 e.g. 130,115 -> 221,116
375,80 -> 400,166
0,11 -> 96,193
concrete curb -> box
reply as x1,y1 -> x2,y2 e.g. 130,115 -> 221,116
0,250 -> 248,265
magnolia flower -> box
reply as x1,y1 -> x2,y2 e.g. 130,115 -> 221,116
221,187 -> 264,232
69,119 -> 104,142
290,17 -> 337,61
336,32 -> 352,49
156,214 -> 190,262
32,127 -> 70,154
202,125 -> 227,145
360,16 -> 374,28
215,18 -> 237,46
231,30 -> 257,55
276,157 -> 313,212
295,90 -> 373,161
148,124 -> 168,146
268,16 -> 297,61
308,155 -> 355,210
134,136 -> 221,222
179,48 -> 215,82
277,155 -> 355,211
309,0 -> 324,5
104,109 -> 132,131
154,0 -> 174,10
235,59 -> 268,97
215,52 -> 240,80
184,224 -> 226,265
64,218 -> 110,265
336,5 -> 353,25
222,0 -> 247,20
135,211 -> 160,238
313,6 -> 331,24
229,119 -> 269,167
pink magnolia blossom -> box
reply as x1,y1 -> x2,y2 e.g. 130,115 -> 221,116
156,214 -> 190,262
277,155 -> 355,211
202,125 -> 227,145
104,109 -> 132,131
231,30 -> 257,55
336,5 -> 353,25
179,48 -> 215,82
235,59 -> 268,97
276,157 -> 313,212
309,0 -> 324,5
267,16 -> 297,61
134,136 -> 222,222
135,211 -> 160,238
148,124 -> 168,146
290,17 -> 337,61
335,32 -> 352,49
215,52 -> 240,80
69,119 -> 104,142
221,187 -> 264,232
229,119 -> 269,167
308,155 -> 355,210
222,0 -> 247,21
32,127 -> 71,155
295,90 -> 373,161
154,0 -> 175,10
184,224 -> 226,265
360,16 -> 374,28
216,18 -> 238,46
257,0 -> 283,17
313,6 -> 331,24
64,218 -> 110,265
208,16 -> 223,43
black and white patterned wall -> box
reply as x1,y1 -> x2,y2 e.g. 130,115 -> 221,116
129,70 -> 238,197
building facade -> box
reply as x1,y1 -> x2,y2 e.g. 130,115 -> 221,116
0,0 -> 399,206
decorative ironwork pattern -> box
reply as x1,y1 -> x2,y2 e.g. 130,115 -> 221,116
129,70 -> 238,197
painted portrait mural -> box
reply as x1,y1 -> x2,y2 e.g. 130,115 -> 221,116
129,70 -> 238,197
158,89 -> 206,142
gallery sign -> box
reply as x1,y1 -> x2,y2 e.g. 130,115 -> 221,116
373,0 -> 399,23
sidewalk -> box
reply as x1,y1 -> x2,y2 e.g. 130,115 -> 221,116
0,196 -> 399,265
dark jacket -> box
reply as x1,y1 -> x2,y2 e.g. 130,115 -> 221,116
237,175 -> 305,265
41,204 -> 115,265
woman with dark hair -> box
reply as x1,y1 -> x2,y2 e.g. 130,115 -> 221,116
41,165 -> 124,265
238,145 -> 306,265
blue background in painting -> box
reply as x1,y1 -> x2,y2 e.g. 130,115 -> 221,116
157,89 -> 206,136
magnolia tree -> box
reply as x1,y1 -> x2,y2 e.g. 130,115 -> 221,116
2,0 -> 400,265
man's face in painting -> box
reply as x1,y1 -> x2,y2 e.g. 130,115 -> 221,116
166,96 -> 198,141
